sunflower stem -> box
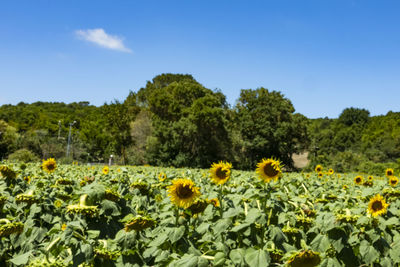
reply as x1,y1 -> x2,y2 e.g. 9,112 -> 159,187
218,185 -> 224,218
175,207 -> 179,227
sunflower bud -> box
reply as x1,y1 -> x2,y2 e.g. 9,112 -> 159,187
56,178 -> 74,185
282,225 -> 299,234
94,247 -> 120,260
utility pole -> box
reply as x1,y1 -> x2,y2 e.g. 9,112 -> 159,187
66,121 -> 76,158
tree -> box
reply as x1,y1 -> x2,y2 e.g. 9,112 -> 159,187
0,120 -> 19,159
338,107 -> 370,126
144,76 -> 230,167
234,88 -> 307,169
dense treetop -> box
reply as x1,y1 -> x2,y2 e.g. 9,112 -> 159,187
1,74 -> 399,173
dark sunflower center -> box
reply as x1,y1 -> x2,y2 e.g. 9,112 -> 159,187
176,185 -> 194,199
215,167 -> 228,180
391,179 -> 396,185
47,163 -> 55,170
372,201 -> 383,211
316,167 -> 322,172
356,178 -> 361,183
264,163 -> 279,177
387,171 -> 393,176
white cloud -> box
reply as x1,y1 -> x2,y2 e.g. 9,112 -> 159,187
75,28 -> 132,53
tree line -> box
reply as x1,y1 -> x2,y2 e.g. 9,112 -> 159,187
1,74 -> 399,172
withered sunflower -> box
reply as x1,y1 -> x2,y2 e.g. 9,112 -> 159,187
367,194 -> 389,217
256,158 -> 282,182
168,179 -> 201,209
209,161 -> 232,185
42,158 -> 57,173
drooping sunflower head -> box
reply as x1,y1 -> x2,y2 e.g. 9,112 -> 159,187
314,165 -> 323,173
328,168 -> 334,175
317,172 -> 323,178
354,175 -> 363,185
0,221 -> 24,237
389,176 -> 399,187
367,194 -> 389,217
208,198 -> 220,207
188,199 -> 209,216
0,165 -> 16,179
168,179 -> 201,209
124,215 -> 156,231
102,166 -> 109,175
209,161 -> 232,185
287,250 -> 321,267
42,158 -> 57,173
158,172 -> 167,182
256,158 -> 282,183
385,168 -> 394,177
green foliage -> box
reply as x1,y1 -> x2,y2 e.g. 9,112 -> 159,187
338,107 -> 370,126
7,149 -> 39,163
234,88 -> 308,169
1,74 -> 400,171
144,76 -> 230,168
1,163 -> 400,266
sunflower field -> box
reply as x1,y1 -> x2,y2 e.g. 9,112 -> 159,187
1,160 -> 400,267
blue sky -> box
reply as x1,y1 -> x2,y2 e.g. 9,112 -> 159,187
1,0 -> 400,118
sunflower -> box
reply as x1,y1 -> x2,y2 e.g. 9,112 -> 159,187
209,161 -> 232,185
256,158 -> 282,182
389,176 -> 399,187
168,179 -> 201,208
188,199 -> 209,215
314,165 -> 323,173
208,198 -> 220,207
385,168 -> 394,177
42,158 -> 57,173
367,194 -> 389,217
368,175 -> 373,182
158,172 -> 167,182
102,166 -> 109,175
354,175 -> 363,185
317,172 -> 323,178
328,168 -> 334,175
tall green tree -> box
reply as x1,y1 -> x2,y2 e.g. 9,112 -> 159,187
144,76 -> 230,167
234,88 -> 307,169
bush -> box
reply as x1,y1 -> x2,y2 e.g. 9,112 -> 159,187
7,149 -> 39,163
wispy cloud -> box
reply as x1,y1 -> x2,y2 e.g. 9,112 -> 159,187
75,28 -> 132,53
